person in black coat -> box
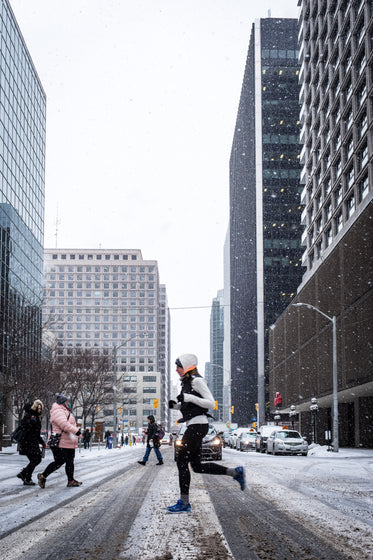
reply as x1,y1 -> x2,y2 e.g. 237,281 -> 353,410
17,400 -> 46,485
137,415 -> 163,466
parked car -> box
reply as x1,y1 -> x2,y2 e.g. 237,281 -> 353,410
228,427 -> 248,449
266,429 -> 308,456
222,432 -> 231,448
174,424 -> 223,461
236,430 -> 257,451
255,425 -> 284,453
161,432 -> 172,446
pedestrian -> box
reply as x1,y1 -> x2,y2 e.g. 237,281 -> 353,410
104,430 -> 111,448
16,400 -> 46,486
83,428 -> 91,449
166,354 -> 245,513
37,393 -> 82,489
137,415 -> 163,466
132,434 -> 136,446
125,434 -> 129,446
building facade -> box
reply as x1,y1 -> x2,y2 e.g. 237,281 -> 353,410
208,289 -> 224,421
43,249 -> 171,437
229,18 -> 303,427
269,0 -> 373,447
0,0 -> 46,442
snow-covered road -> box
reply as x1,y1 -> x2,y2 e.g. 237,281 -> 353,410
0,443 -> 372,559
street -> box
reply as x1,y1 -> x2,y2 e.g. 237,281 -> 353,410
0,444 -> 372,559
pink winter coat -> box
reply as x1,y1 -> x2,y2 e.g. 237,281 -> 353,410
50,402 -> 79,449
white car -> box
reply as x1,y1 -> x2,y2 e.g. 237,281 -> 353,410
266,429 -> 308,456
228,428 -> 248,449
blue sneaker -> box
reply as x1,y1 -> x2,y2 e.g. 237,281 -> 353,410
166,499 -> 191,514
234,466 -> 246,491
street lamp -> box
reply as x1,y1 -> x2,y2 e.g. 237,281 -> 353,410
310,397 -> 318,444
292,302 -> 339,452
209,363 -> 232,427
289,404 -> 297,430
112,333 -> 147,448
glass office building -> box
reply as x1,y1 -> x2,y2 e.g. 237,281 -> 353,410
0,0 -> 46,436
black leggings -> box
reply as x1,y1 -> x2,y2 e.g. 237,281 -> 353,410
176,423 -> 227,496
43,448 -> 75,481
22,450 -> 42,481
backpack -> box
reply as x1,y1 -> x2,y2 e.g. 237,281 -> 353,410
11,425 -> 24,443
155,424 -> 165,440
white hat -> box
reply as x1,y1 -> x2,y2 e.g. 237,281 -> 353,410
175,354 -> 198,373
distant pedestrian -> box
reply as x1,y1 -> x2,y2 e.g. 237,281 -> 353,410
142,433 -> 146,445
104,430 -> 111,448
137,415 -> 163,466
83,428 -> 91,449
132,434 -> 136,446
16,400 -> 46,486
125,434 -> 129,446
37,393 -> 82,489
166,354 -> 245,514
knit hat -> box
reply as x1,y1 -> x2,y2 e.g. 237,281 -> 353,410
31,399 -> 43,411
175,354 -> 198,374
147,415 -> 155,423
56,393 -> 69,405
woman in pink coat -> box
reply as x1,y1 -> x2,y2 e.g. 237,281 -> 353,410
37,393 -> 82,488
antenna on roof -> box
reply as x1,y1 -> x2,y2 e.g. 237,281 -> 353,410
55,205 -> 61,248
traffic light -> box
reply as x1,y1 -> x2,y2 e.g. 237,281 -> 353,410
255,403 -> 258,411
231,405 -> 234,414
118,425 -> 121,430
153,398 -> 159,408
130,421 -> 133,427
120,406 -> 123,414
214,400 -> 218,410
253,422 -> 257,428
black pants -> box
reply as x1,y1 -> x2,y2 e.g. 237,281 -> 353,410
176,424 -> 227,496
43,448 -> 75,481
22,449 -> 42,481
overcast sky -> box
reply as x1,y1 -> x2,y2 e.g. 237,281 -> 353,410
10,0 -> 299,382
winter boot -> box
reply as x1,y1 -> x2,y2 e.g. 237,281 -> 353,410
37,473 -> 46,488
24,480 -> 36,486
137,460 -> 146,466
156,460 -> 164,465
67,479 -> 82,487
17,471 -> 26,482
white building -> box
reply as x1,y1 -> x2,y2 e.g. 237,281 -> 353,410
43,248 -> 170,436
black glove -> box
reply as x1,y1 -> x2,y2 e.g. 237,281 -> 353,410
76,429 -> 81,436
176,393 -> 184,403
168,399 -> 176,409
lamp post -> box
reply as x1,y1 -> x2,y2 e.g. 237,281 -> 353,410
209,363 -> 232,426
310,397 -> 318,444
289,404 -> 297,430
112,333 -> 147,448
293,303 -> 339,452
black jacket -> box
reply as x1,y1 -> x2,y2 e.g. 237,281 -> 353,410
146,420 -> 160,448
19,403 -> 44,456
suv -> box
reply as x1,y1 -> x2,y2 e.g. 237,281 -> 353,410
255,425 -> 284,453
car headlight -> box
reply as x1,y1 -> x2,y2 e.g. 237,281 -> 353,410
175,439 -> 182,446
212,437 -> 221,446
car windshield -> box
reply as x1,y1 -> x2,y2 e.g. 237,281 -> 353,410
276,431 -> 302,439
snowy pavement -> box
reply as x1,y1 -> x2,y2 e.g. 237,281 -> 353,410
1,443 -> 372,559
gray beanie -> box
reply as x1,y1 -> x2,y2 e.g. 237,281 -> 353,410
56,393 -> 69,405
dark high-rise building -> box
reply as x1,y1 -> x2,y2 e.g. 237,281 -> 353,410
0,0 -> 46,440
270,0 -> 373,448
229,19 -> 302,426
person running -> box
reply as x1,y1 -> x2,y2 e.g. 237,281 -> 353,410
37,393 -> 82,488
137,415 -> 163,466
17,400 -> 46,486
167,353 -> 245,514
